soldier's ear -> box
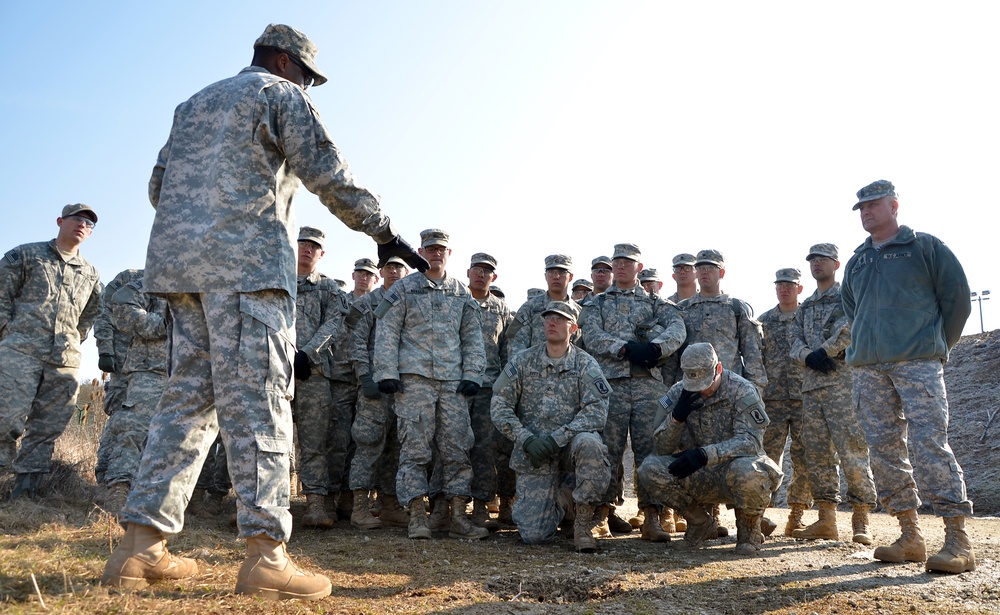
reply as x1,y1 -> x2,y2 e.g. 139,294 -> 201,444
570,322 -> 579,334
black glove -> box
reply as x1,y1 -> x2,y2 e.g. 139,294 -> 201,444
360,374 -> 381,399
523,434 -> 560,468
671,389 -> 703,423
668,448 -> 708,479
378,235 -> 430,272
805,348 -> 837,374
456,380 -> 481,397
98,353 -> 117,374
625,342 -> 662,369
378,379 -> 404,394
293,350 -> 312,381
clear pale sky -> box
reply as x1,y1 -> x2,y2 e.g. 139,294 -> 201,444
2,2 -> 996,381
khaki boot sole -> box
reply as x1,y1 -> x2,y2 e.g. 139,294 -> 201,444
234,582 -> 332,601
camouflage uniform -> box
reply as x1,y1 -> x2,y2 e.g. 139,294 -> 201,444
790,282 -> 876,507
0,240 -> 101,473
326,291 -> 361,499
104,277 -> 170,487
373,271 -> 485,507
121,63 -> 397,543
490,343 -> 612,544
678,295 -> 767,393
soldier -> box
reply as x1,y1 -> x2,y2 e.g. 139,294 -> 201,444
508,255 -> 580,357
347,256 -> 410,530
373,228 -> 488,540
103,275 -> 170,513
637,343 -> 782,555
666,253 -> 698,303
843,180 -> 974,574
571,279 -> 594,302
758,268 -> 811,536
590,256 -> 613,295
491,301 -> 612,552
580,243 -> 686,541
102,24 -> 426,599
0,203 -> 102,499
638,268 -> 663,296
489,285 -> 506,302
790,243 -> 877,545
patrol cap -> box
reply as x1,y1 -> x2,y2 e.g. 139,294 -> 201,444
334,279 -> 347,290
638,268 -> 660,283
774,268 -> 802,284
297,226 -> 325,248
695,249 -> 725,268
672,253 -> 697,267
62,203 -> 98,224
381,256 -> 407,268
806,243 -> 839,261
527,288 -> 545,299
544,254 -> 572,271
853,179 -> 897,210
591,256 -> 613,270
489,284 -> 505,298
541,300 -> 579,324
254,24 -> 329,86
420,228 -> 450,248
470,252 -> 498,270
354,258 -> 379,275
571,278 -> 594,291
680,343 -> 720,392
612,243 -> 641,262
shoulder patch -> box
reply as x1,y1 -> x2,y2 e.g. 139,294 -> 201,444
504,362 -> 518,379
736,392 -> 767,424
586,366 -> 611,396
3,249 -> 20,266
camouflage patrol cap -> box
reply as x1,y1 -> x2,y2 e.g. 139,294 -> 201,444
672,253 -> 697,267
354,258 -> 379,275
591,256 -> 613,270
613,243 -> 641,262
489,284 -> 505,298
297,226 -> 325,248
541,300 -> 579,324
254,24 -> 329,87
695,249 -> 725,268
527,288 -> 545,299
853,179 -> 897,210
470,252 -> 498,270
680,343 -> 720,392
638,268 -> 660,283
381,256 -> 408,269
420,228 -> 450,248
544,254 -> 573,271
334,279 -> 347,290
572,278 -> 594,291
61,203 -> 98,224
774,268 -> 802,284
806,243 -> 839,261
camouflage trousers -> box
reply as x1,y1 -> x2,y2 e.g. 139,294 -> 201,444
291,370 -> 334,495
0,345 -> 80,474
514,432 -> 611,545
120,291 -> 295,542
394,374 -> 474,507
853,359 -> 973,517
801,384 -> 877,506
762,398 -> 812,506
602,375 -> 668,508
349,389 -> 401,493
104,370 -> 166,486
469,386 -> 516,501
194,435 -> 232,493
326,380 -> 357,494
638,454 -> 782,514
95,377 -> 129,483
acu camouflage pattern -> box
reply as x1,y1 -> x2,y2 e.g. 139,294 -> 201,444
507,292 -> 581,357
678,294 -> 767,393
490,344 -> 612,543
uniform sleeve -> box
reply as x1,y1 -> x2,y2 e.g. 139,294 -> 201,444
77,275 -> 104,342
652,389 -> 687,456
932,239 -> 972,350
549,356 -> 610,447
93,278 -> 122,354
579,300 -> 628,359
789,306 -> 810,363
0,247 -> 23,336
301,288 -> 346,365
737,306 -> 768,392
349,300 -> 376,378
490,360 -> 530,447
820,306 -> 852,357
111,283 -> 167,340
842,258 -> 857,324
650,301 -> 687,360
701,388 -> 768,465
506,301 -> 533,358
372,286 -> 404,382
460,297 -> 486,384
148,133 -> 172,209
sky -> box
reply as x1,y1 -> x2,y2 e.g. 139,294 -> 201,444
2,1 -> 998,381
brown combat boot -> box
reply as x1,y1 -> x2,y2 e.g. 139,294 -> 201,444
784,502 -> 807,536
792,501 -> 839,540
680,504 -> 718,548
448,497 -> 489,539
760,516 -> 777,537
408,498 -> 432,539
641,506 -> 671,542
302,494 -> 335,529
874,509 -> 926,563
234,536 -> 332,601
203,491 -> 227,516
660,508 -> 676,533
101,523 -> 199,589
186,487 -> 207,516
735,508 -> 764,555
428,495 -> 451,531
628,508 -> 644,529
351,490 -> 382,530
497,495 -> 516,529
336,491 -> 353,521
607,505 -> 634,534
105,482 -> 130,517
925,516 -> 975,573
852,504 -> 873,545
376,493 -> 410,528
593,505 -> 612,537
711,503 -> 729,537
574,504 -> 598,553
471,498 -> 491,528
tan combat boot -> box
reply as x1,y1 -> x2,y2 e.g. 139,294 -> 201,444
234,536 -> 332,601
628,507 -> 644,529
852,504 -> 873,545
186,487 -> 207,516
673,509 -> 687,532
784,502 -> 807,536
408,498 -> 432,539
760,516 -> 777,537
711,503 -> 729,537
735,508 -> 764,556
203,491 -> 227,516
471,498 -> 491,528
641,506 -> 671,543
925,516 -> 975,573
792,501 -> 839,540
497,495 -> 516,529
101,523 -> 199,589
302,494 -> 335,529
448,497 -> 489,539
680,504 -> 718,548
428,495 -> 451,531
660,508 -> 676,533
874,509 -> 926,563
376,493 -> 410,528
351,490 -> 382,530
574,504 -> 598,553
593,505 -> 612,537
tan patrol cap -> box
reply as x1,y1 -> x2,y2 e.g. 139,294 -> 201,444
680,343 -> 720,392
254,24 -> 329,86
62,203 -> 98,224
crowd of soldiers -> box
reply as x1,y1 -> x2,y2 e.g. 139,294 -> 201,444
0,20 -> 976,603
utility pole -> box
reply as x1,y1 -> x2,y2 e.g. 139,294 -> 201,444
971,290 -> 990,333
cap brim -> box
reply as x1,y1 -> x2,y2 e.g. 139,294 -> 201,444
682,376 -> 714,392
